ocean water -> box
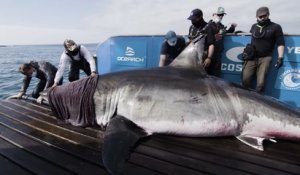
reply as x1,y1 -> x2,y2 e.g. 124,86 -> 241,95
0,43 -> 98,99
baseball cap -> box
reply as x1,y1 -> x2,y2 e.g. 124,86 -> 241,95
256,6 -> 269,17
216,7 -> 226,15
187,8 -> 203,20
165,30 -> 177,42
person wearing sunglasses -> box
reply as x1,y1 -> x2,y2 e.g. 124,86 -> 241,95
242,6 -> 285,93
208,7 -> 237,77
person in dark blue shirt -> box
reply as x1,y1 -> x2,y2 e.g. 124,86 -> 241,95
159,30 -> 187,67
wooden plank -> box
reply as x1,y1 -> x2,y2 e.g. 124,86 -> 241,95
0,153 -> 32,175
12,99 -> 53,113
0,101 -> 168,175
2,98 -> 300,175
0,103 -> 102,151
0,112 -> 102,165
152,135 -> 300,175
0,122 -> 108,175
163,135 -> 300,165
129,153 -> 207,175
0,100 -> 101,139
134,143 -> 252,175
0,111 -> 205,175
0,137 -> 74,175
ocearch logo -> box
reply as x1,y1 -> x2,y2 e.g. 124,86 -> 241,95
222,47 -> 244,72
117,46 -> 145,63
125,47 -> 135,56
280,69 -> 300,90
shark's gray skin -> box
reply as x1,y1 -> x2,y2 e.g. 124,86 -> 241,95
92,36 -> 300,174
48,35 -> 300,175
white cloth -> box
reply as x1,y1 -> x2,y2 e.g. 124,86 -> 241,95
54,45 -> 96,84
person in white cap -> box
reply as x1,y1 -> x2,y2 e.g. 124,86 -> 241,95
159,30 -> 187,67
207,7 -> 237,77
242,6 -> 285,93
52,39 -> 97,87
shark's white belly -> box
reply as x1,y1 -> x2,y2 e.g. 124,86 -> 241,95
133,118 -> 239,136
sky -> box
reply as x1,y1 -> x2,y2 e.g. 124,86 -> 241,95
0,0 -> 298,45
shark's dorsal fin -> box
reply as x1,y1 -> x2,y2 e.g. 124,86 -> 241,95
236,135 -> 277,151
169,34 -> 206,70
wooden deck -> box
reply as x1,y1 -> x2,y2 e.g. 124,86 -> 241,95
1,98 -> 300,175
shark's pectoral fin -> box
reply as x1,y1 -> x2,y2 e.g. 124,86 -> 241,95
102,115 -> 148,175
236,135 -> 277,151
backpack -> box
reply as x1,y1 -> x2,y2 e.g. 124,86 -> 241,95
242,44 -> 256,61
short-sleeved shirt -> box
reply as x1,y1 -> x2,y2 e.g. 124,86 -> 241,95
160,37 -> 186,66
250,21 -> 285,57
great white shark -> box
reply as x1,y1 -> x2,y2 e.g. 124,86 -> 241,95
43,35 -> 300,175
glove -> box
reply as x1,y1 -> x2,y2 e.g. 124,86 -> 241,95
91,71 -> 98,76
16,92 -> 25,99
275,57 -> 283,69
51,83 -> 58,88
36,96 -> 43,104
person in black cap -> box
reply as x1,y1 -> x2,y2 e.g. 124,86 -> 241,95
187,8 -> 215,74
159,30 -> 187,67
242,6 -> 285,93
207,7 -> 237,77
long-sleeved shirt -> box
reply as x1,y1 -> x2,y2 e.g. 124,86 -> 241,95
20,61 -> 57,93
250,20 -> 285,57
54,45 -> 96,84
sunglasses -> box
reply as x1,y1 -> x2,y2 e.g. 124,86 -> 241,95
217,14 -> 224,17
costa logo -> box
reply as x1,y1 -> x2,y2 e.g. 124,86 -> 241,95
222,46 -> 244,72
280,69 -> 300,90
225,47 -> 244,63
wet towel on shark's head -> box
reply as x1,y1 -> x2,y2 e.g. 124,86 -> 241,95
48,76 -> 98,127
